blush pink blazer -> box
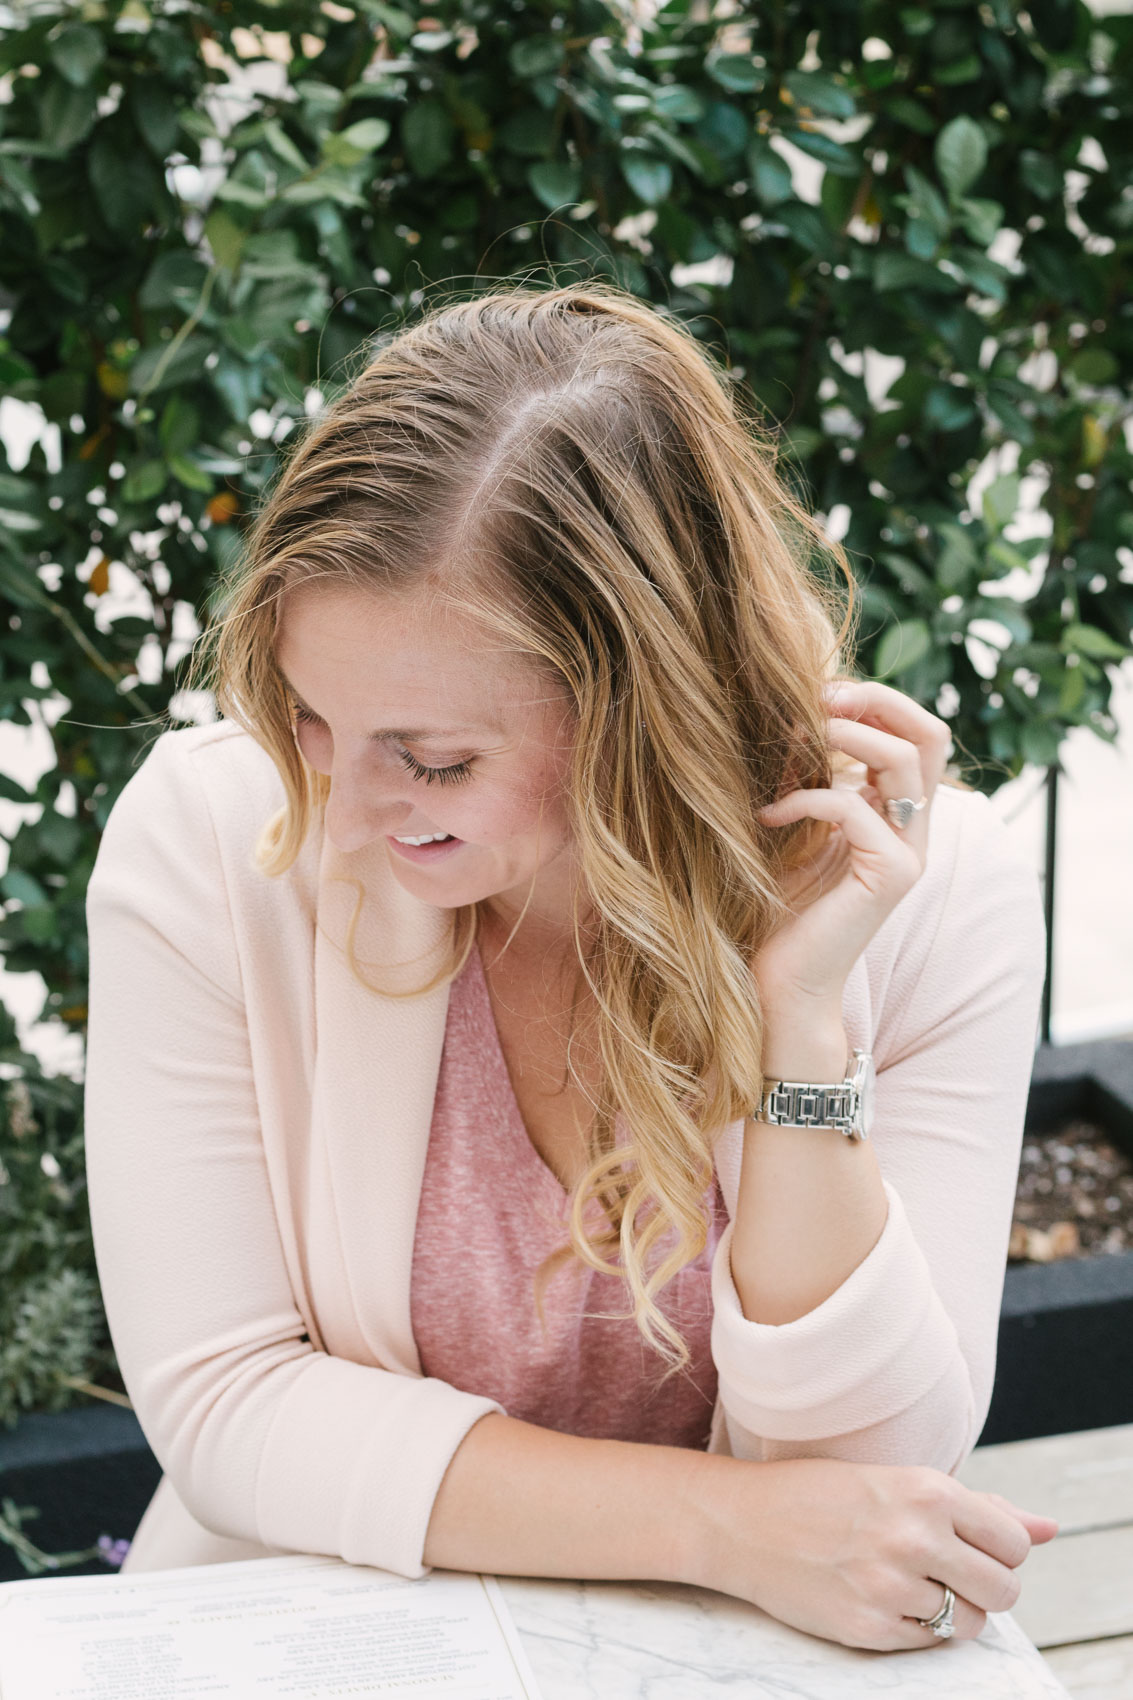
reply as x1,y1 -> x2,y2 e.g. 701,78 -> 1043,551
82,721 -> 1046,1578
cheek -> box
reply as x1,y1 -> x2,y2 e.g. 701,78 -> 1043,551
469,766 -> 571,846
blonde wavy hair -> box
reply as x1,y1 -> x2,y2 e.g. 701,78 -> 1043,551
185,278 -> 959,1385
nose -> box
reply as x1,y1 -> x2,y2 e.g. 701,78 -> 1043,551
322,771 -> 411,855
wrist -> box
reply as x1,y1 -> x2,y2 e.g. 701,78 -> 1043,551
670,1451 -> 745,1591
759,1014 -> 849,1087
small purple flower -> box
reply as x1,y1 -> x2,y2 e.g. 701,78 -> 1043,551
96,1535 -> 132,1569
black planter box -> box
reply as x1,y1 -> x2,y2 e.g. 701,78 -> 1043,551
2,1041 -> 1130,1580
977,1037 -> 1133,1446
0,1403 -> 159,1584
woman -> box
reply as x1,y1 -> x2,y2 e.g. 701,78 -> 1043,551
84,281 -> 1057,1652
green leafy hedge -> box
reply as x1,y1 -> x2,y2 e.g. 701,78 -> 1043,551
0,0 -> 1131,1426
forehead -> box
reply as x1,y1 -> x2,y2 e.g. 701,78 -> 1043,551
273,580 -> 561,723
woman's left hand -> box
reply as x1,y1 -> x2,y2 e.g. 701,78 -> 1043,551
752,679 -> 955,1009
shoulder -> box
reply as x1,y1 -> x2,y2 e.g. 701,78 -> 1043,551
98,720 -> 284,843
914,778 -> 1038,920
89,719 -> 297,911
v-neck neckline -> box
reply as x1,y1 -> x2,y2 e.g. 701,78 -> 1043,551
465,940 -> 579,1201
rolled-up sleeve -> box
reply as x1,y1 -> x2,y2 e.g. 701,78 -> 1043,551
84,731 -> 504,1579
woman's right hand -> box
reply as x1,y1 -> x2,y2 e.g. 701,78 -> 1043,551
686,1455 -> 1059,1652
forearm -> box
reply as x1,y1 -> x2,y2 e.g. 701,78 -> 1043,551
422,1410 -> 728,1584
731,1006 -> 889,1326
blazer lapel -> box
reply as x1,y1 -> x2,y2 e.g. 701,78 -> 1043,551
311,836 -> 453,1377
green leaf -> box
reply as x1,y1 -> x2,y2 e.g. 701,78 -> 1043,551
695,100 -> 749,159
783,70 -> 856,119
497,107 -> 557,156
337,117 -> 391,154
1062,623 -> 1128,660
923,384 -> 977,431
777,202 -> 834,256
1069,349 -> 1119,386
168,454 -> 214,493
652,85 -> 706,123
401,101 -> 454,177
2,869 -> 49,909
121,460 -> 167,505
982,472 -> 1020,531
527,159 -> 582,210
1058,664 -> 1086,716
935,522 -> 979,590
509,36 -> 562,78
954,247 -> 1009,302
879,553 -> 935,596
706,53 -> 764,92
1019,150 -> 1061,199
130,79 -> 179,158
262,119 -> 309,172
935,54 -> 983,86
957,197 -> 1003,247
0,771 -> 33,804
48,24 -> 105,88
873,251 -> 956,293
976,596 -> 1032,645
643,122 -> 708,178
158,396 -> 201,457
903,165 -> 951,238
214,179 -> 271,209
788,129 -> 859,175
38,78 -> 97,150
88,134 -> 162,236
935,115 -> 987,200
204,208 -> 246,272
138,251 -> 209,312
747,140 -> 793,205
873,619 -> 932,679
1020,722 -> 1062,768
620,152 -> 672,205
0,558 -> 52,609
884,94 -> 936,134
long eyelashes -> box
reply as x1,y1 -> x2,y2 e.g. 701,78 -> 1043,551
289,702 -> 474,787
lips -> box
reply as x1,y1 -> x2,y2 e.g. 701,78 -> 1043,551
386,833 -> 464,864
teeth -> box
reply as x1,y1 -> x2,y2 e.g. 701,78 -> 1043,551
394,833 -> 453,845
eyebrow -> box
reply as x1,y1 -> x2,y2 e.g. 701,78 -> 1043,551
277,668 -> 495,744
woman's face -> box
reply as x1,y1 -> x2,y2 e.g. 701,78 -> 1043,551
274,580 -> 585,939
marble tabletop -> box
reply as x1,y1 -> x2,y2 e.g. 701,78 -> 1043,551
496,1573 -> 1073,1699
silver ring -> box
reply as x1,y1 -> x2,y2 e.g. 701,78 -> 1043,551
916,1582 -> 956,1638
883,793 -> 928,831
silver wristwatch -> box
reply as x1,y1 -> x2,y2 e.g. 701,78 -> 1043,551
753,1048 -> 875,1141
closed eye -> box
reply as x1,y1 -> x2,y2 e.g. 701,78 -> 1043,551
289,701 -> 474,786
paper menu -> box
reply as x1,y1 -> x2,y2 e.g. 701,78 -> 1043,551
0,1552 -> 545,1699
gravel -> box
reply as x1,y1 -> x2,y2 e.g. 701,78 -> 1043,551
1009,1119 -> 1133,1262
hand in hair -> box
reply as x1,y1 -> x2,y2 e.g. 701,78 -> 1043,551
752,680 -> 954,1009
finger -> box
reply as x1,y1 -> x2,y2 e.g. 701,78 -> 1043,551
896,1587 -> 988,1649
758,786 -> 923,890
826,681 -> 953,785
920,1499 -> 1033,1621
984,1493 -> 1059,1541
953,1492 -> 1035,1571
826,718 -> 930,841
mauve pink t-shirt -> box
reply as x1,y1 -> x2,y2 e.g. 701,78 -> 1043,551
410,941 -> 728,1449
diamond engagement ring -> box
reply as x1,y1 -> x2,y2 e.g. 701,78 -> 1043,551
883,793 -> 928,831
916,1582 -> 957,1638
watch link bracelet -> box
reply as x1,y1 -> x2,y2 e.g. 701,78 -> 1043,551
753,1047 -> 876,1141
